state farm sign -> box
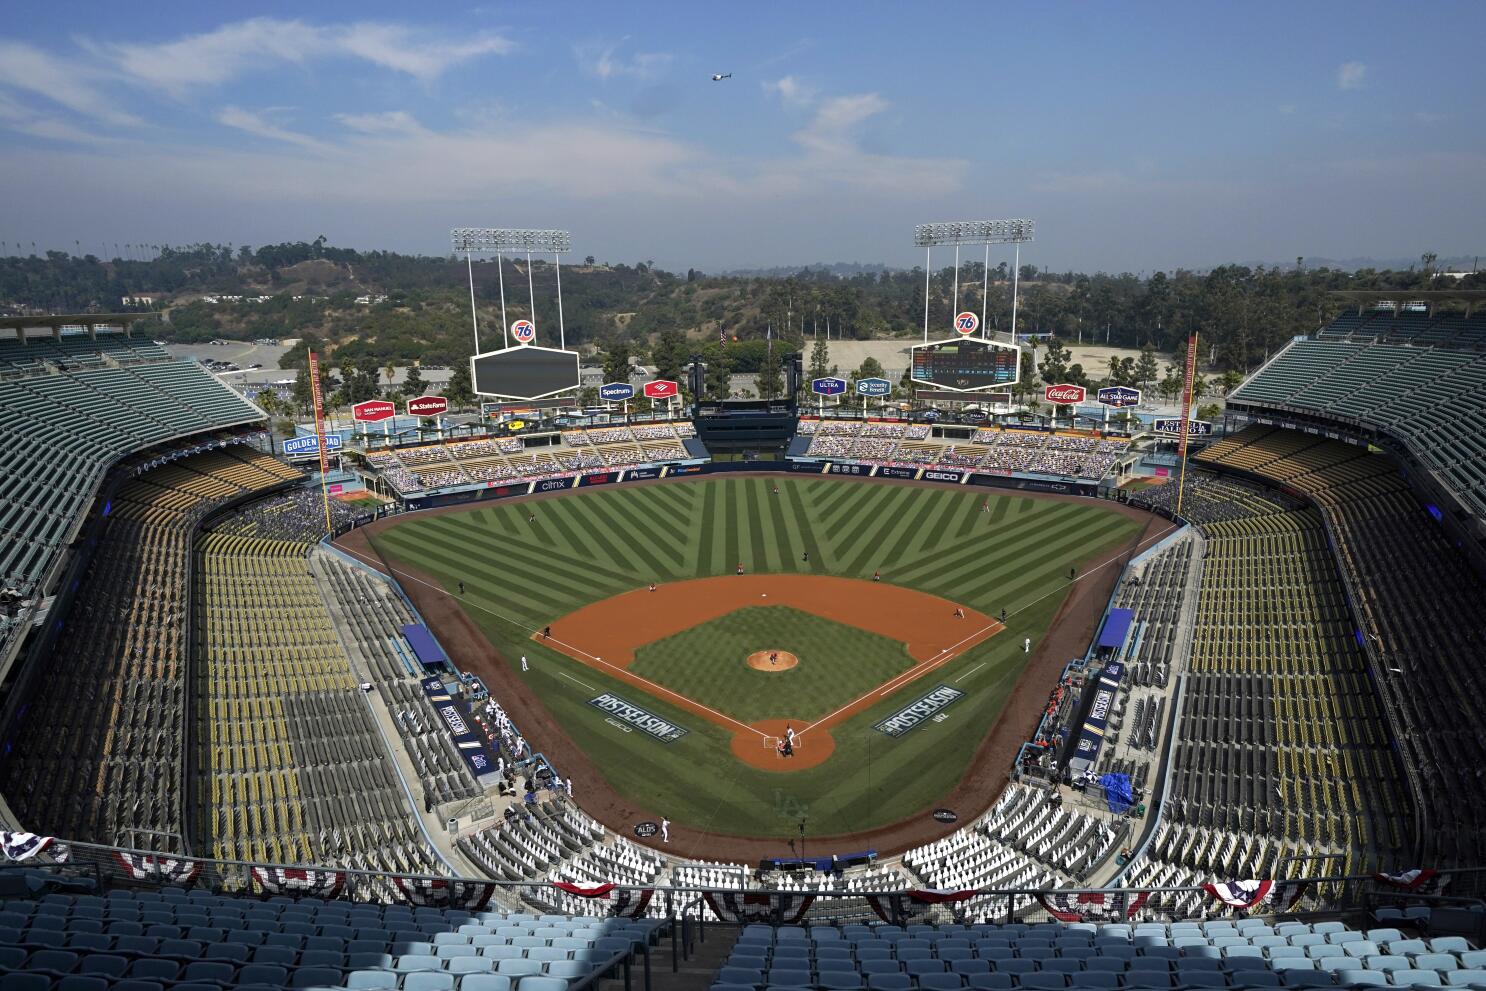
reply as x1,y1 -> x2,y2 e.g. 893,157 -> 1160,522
406,395 -> 448,418
1044,384 -> 1087,405
352,399 -> 396,422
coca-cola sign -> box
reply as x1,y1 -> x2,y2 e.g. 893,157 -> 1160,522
1044,384 -> 1086,405
406,395 -> 448,418
352,399 -> 396,422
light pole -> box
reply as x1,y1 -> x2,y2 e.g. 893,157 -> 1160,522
913,219 -> 1035,344
451,228 -> 573,352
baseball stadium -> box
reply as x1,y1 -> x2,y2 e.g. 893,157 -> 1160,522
0,259 -> 1484,991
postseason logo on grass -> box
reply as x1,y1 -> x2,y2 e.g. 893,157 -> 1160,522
588,693 -> 689,743
875,684 -> 965,737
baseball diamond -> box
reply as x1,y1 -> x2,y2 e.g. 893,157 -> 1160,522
360,474 -> 1151,846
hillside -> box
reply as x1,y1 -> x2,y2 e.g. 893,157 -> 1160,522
1,240 -> 1479,383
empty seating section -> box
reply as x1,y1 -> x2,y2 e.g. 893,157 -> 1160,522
1124,480 -> 1408,905
1082,536 -> 1200,794
367,423 -> 694,494
310,549 -> 483,808
713,919 -> 1486,991
0,331 -> 170,377
457,804 -> 605,887
0,339 -> 261,608
195,534 -> 444,880
1199,427 -> 1486,865
803,426 -> 1128,479
1229,320 -> 1486,514
0,448 -> 290,847
0,888 -> 653,991
904,785 -> 1121,922
1316,308 -> 1486,348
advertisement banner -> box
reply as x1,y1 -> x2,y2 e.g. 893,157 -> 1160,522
875,685 -> 965,737
587,693 -> 689,743
419,677 -> 497,778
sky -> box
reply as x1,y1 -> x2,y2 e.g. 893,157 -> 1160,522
1,1 -> 1483,274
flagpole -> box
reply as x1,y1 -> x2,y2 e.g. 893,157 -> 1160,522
1175,332 -> 1198,519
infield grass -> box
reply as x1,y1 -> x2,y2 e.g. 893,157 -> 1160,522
370,475 -> 1145,838
628,606 -> 913,724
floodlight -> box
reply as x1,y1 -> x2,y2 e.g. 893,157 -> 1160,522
451,228 -> 572,253
913,219 -> 1035,246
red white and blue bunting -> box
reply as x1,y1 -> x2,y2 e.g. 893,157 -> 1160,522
112,852 -> 202,886
250,867 -> 346,899
1374,869 -> 1449,894
394,877 -> 500,910
703,891 -> 815,924
552,882 -> 655,918
0,832 -> 68,863
867,889 -> 980,925
1037,890 -> 1149,922
1204,880 -> 1273,909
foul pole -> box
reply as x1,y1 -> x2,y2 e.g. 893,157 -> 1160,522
307,350 -> 333,535
1175,332 -> 1199,519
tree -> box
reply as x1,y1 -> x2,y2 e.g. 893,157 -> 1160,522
756,347 -> 785,399
382,362 -> 397,392
652,328 -> 687,383
1158,366 -> 1183,403
1014,350 -> 1037,402
704,351 -> 733,399
809,337 -> 830,379
601,343 -> 631,384
404,363 -> 425,396
1135,345 -> 1160,392
446,362 -> 474,409
1216,369 -> 1244,396
1191,374 -> 1209,402
1196,402 -> 1222,422
856,356 -> 884,380
1037,336 -> 1072,383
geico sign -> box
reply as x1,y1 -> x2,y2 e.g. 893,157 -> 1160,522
1044,384 -> 1086,404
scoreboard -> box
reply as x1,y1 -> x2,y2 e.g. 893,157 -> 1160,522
910,339 -> 1020,392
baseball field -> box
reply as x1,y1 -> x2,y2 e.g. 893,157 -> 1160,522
366,475 -> 1146,842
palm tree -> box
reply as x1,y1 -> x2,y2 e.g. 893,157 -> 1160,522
382,362 -> 397,394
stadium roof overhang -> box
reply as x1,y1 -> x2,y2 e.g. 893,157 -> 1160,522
1330,289 -> 1486,317
0,312 -> 158,341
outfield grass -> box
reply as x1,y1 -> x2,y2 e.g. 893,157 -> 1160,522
628,606 -> 913,724
371,476 -> 1142,837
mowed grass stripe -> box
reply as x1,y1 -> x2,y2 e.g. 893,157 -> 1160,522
928,516 -> 1115,606
743,478 -> 773,572
723,480 -> 741,573
571,494 -> 674,579
400,526 -> 619,610
809,471 -> 866,520
593,492 -> 687,574
606,486 -> 692,551
953,491 -> 984,541
539,498 -> 608,564
898,488 -> 969,560
887,502 -> 1090,587
765,477 -> 804,571
839,484 -> 920,575
820,482 -> 891,543
783,481 -> 826,572
990,497 -> 1013,525
870,486 -> 953,574
693,478 -> 717,576
446,510 -> 640,588
835,483 -> 919,566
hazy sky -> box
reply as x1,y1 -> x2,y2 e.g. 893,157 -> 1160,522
1,1 -> 1482,273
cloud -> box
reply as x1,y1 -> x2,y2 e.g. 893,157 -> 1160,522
0,40 -> 140,126
0,92 -> 119,144
98,18 -> 513,92
763,76 -> 814,107
334,111 -> 423,134
1336,61 -> 1366,90
576,40 -> 673,81
217,106 -> 329,152
1278,104 -> 1297,115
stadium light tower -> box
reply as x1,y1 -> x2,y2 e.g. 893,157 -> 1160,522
913,219 -> 1035,343
451,228 -> 573,351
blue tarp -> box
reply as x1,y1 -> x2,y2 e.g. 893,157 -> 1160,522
401,623 -> 448,668
1096,608 -> 1135,650
1100,772 -> 1134,814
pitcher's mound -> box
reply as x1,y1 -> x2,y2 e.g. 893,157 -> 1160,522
746,650 -> 798,672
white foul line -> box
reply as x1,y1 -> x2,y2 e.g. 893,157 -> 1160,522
336,540 -> 767,738
557,670 -> 596,692
955,662 -> 988,684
